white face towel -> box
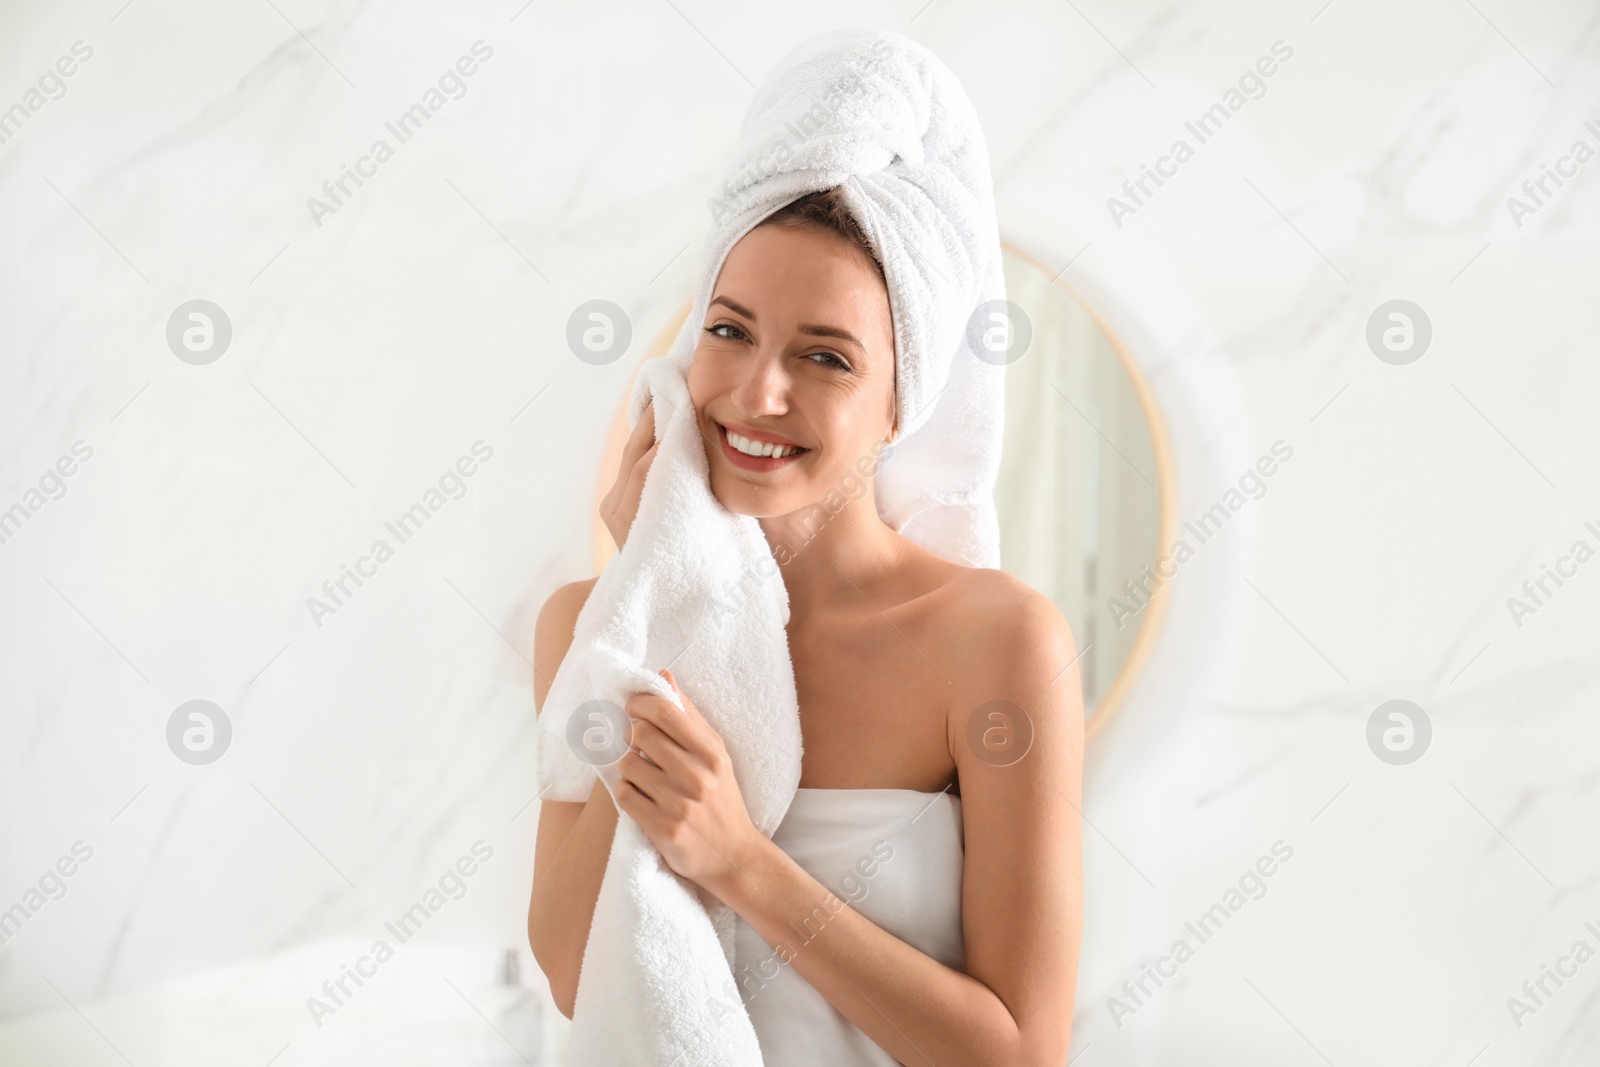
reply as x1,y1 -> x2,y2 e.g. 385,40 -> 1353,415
536,26 -> 1007,1066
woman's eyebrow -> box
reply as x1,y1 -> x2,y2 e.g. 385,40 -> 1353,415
798,323 -> 865,351
708,295 -> 757,320
708,295 -> 865,351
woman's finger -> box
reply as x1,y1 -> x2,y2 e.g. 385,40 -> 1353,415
626,439 -> 660,493
620,399 -> 656,467
614,776 -> 659,827
602,404 -> 660,549
619,745 -> 672,802
625,685 -> 707,761
630,718 -> 697,787
606,407 -> 653,507
636,398 -> 655,444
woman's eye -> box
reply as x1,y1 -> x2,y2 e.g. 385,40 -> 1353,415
808,351 -> 851,371
704,323 -> 745,341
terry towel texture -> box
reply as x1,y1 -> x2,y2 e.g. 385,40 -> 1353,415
536,26 -> 1007,1066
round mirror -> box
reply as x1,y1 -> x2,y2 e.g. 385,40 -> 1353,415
592,243 -> 1175,738
993,246 -> 1176,737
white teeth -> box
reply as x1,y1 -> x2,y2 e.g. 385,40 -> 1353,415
726,428 -> 800,459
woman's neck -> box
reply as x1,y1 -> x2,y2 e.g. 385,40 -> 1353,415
759,493 -> 904,617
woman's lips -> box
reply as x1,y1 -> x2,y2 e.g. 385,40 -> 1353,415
714,421 -> 808,473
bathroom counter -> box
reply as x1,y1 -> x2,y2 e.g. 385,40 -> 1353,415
0,937 -> 568,1066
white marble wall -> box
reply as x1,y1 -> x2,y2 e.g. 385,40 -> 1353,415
1,0 -> 1597,1064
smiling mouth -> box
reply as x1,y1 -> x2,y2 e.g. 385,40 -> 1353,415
714,421 -> 809,472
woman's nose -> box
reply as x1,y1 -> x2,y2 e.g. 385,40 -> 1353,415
730,351 -> 789,417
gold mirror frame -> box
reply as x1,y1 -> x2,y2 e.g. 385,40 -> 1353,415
590,240 -> 1177,742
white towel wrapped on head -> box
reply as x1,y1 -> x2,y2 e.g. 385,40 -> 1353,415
536,26 -> 1007,1066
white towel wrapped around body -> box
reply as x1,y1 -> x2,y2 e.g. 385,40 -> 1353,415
536,26 -> 1007,1066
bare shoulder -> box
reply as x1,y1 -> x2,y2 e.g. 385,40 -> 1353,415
939,566 -> 1084,794
533,577 -> 599,713
940,566 -> 1077,679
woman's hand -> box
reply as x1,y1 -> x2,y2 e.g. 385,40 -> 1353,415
598,399 -> 657,550
616,669 -> 764,898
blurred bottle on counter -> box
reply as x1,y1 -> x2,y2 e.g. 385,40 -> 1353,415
473,945 -> 544,1064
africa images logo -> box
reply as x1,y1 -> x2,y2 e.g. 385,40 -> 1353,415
305,41 -> 494,228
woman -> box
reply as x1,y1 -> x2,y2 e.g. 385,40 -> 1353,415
528,186 -> 1084,1066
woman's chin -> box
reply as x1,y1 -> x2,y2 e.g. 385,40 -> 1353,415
711,491 -> 784,519
709,479 -> 802,520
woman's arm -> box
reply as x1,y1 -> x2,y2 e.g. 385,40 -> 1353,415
623,576 -> 1084,1067
526,576 -> 617,1019
529,400 -> 659,1016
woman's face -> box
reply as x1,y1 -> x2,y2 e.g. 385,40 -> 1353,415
687,222 -> 896,519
